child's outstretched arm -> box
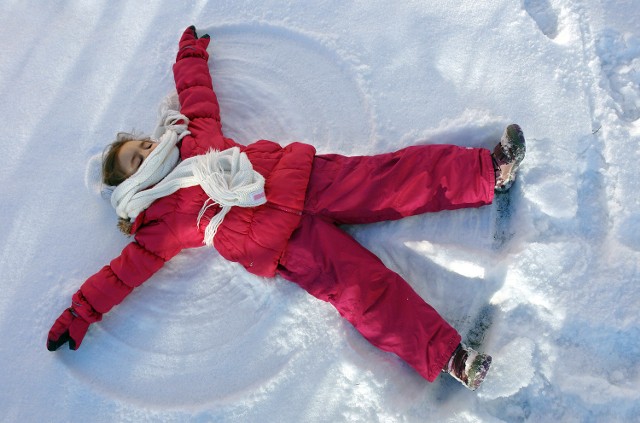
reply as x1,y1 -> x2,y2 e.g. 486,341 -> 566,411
173,26 -> 237,153
47,220 -> 184,351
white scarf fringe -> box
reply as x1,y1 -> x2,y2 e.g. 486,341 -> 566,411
193,148 -> 266,246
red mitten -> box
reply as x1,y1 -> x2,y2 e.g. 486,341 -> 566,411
47,290 -> 102,351
47,308 -> 90,351
176,25 -> 210,61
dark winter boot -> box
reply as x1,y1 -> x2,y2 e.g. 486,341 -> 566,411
444,343 -> 492,391
492,124 -> 526,192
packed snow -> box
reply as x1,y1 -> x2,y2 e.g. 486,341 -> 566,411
1,0 -> 639,422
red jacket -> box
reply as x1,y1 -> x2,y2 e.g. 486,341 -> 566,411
73,28 -> 315,323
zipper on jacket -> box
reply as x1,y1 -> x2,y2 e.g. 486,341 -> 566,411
265,203 -> 303,216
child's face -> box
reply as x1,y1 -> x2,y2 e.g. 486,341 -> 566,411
117,140 -> 157,179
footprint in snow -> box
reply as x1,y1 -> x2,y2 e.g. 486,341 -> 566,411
597,30 -> 640,122
523,0 -> 559,39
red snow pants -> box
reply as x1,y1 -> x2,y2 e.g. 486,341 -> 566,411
277,144 -> 495,382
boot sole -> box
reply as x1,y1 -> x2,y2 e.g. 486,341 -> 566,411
467,353 -> 493,390
495,124 -> 526,193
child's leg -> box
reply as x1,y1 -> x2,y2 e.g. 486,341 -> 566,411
305,144 -> 495,224
278,214 -> 461,382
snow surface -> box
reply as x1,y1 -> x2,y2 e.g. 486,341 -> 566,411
1,1 -> 639,422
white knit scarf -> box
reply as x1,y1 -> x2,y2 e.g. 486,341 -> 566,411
109,100 -> 266,246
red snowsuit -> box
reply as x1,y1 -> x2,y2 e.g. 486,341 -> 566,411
47,27 -> 495,382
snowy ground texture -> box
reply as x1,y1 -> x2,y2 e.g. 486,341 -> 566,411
1,1 -> 639,422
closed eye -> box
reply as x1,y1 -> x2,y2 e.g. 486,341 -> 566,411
134,141 -> 153,170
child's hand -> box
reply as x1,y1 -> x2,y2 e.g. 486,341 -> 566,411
46,308 -> 90,351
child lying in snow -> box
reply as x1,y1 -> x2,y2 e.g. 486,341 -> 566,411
47,26 -> 526,391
